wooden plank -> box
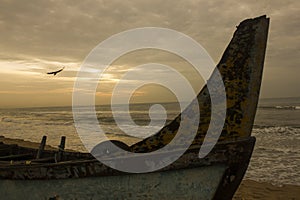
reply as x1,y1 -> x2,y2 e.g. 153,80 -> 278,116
56,136 -> 66,162
0,153 -> 33,161
36,136 -> 47,159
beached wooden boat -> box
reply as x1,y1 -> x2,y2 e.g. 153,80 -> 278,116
0,15 -> 269,200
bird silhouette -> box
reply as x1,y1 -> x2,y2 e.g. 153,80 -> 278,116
47,67 -> 65,76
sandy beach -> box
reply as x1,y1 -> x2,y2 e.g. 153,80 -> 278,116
234,179 -> 300,200
1,136 -> 299,199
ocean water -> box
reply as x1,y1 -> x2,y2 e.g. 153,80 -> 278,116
0,97 -> 299,186
245,97 -> 300,186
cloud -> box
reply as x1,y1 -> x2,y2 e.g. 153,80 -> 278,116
0,0 -> 299,107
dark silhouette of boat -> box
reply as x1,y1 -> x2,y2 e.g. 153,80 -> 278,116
0,15 -> 269,200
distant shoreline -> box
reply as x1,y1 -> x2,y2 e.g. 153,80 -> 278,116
1,96 -> 300,110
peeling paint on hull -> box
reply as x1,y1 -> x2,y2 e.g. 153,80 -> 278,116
0,136 -> 256,200
0,165 -> 226,200
130,15 -> 269,153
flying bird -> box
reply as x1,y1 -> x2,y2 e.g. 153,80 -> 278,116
47,67 -> 65,76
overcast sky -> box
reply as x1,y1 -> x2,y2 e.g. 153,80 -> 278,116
0,0 -> 299,108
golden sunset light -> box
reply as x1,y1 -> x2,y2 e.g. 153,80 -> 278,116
0,1 -> 299,108
0,1 -> 299,199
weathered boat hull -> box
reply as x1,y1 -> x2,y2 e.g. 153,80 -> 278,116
0,137 -> 255,199
0,165 -> 226,200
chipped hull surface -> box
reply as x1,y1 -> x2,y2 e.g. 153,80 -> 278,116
0,165 -> 226,200
0,137 -> 256,200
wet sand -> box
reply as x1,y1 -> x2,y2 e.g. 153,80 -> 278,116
1,135 -> 299,199
234,179 -> 300,200
0,135 -> 58,150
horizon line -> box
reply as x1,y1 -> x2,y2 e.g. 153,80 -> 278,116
1,96 -> 300,110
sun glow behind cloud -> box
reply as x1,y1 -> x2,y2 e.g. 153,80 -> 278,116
0,58 -> 82,107
0,0 -> 299,107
